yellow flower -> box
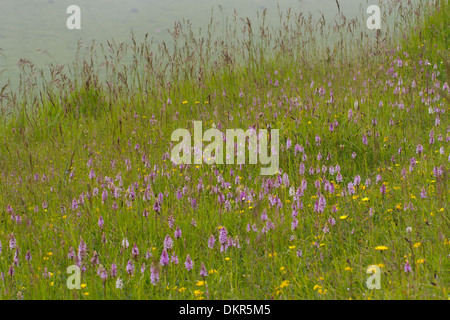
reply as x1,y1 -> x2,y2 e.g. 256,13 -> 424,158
375,246 -> 388,251
178,287 -> 187,293
196,281 -> 206,287
182,100 -> 188,104
345,267 -> 353,272
313,285 -> 322,291
318,288 -> 327,295
288,246 -> 296,250
279,280 -> 290,289
361,197 -> 370,202
194,290 -> 204,297
413,243 -> 421,248
80,284 -> 87,289
225,257 -> 230,261
416,259 -> 426,264
83,292 -> 89,296
339,215 -> 348,220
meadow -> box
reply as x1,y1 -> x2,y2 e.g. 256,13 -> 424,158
0,0 -> 448,299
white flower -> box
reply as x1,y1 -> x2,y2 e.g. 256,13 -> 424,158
115,277 -> 123,289
289,186 -> 295,197
122,238 -> 129,249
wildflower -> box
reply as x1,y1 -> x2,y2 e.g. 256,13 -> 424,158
404,261 -> 412,273
98,265 -> 108,281
132,243 -> 139,259
196,280 -> 206,287
420,187 -> 427,199
200,262 -> 208,277
291,217 -> 298,231
168,215 -> 175,228
416,144 -> 424,154
171,253 -> 179,264
90,251 -> 99,266
25,250 -> 31,261
102,189 -> 108,203
375,246 -> 388,251
110,263 -> 118,278
164,235 -> 173,250
98,216 -> 104,229
190,198 -> 197,210
153,200 -> 161,213
219,227 -> 228,251
160,249 -> 170,266
126,259 -> 134,276
280,280 -> 290,289
115,277 -> 123,289
78,238 -> 87,261
328,217 -> 336,226
286,138 -> 292,149
185,254 -> 194,271
174,226 -> 182,239
68,247 -> 75,259
71,198 -> 78,210
194,290 -> 204,297
208,235 -> 216,249
380,184 -> 386,195
9,265 -> 14,277
150,263 -> 159,285
13,249 -> 19,266
9,233 -> 16,250
89,169 -> 95,180
122,238 -> 129,249
362,134 -> 368,145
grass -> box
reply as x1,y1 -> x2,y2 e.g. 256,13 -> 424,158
0,0 -> 448,300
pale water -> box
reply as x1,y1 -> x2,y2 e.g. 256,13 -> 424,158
0,0 -> 373,85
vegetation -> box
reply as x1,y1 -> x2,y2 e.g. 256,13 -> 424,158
0,0 -> 448,299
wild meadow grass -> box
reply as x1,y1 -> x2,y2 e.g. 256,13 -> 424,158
0,0 -> 448,299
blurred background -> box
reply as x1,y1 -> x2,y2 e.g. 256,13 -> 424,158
0,0 -> 369,84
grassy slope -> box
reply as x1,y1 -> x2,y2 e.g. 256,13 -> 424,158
0,1 -> 448,299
